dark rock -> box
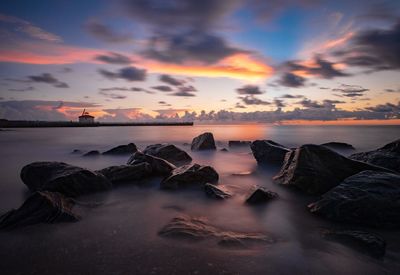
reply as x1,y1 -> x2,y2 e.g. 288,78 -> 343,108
228,141 -> 251,147
161,163 -> 219,189
349,139 -> 400,173
321,142 -> 355,150
220,148 -> 228,152
246,188 -> 278,204
97,163 -> 152,183
102,143 -> 137,155
21,162 -> 112,197
83,150 -> 100,157
273,144 -> 391,195
308,170 -> 400,228
143,143 -> 192,165
71,149 -> 83,154
250,140 -> 291,165
127,151 -> 176,175
322,229 -> 386,258
0,191 -> 80,230
204,183 -> 231,199
191,132 -> 216,151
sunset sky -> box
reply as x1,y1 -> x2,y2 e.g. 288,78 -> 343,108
0,0 -> 399,123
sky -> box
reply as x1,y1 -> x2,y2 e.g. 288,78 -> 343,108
0,0 -> 399,124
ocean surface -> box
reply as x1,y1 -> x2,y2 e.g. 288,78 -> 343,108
0,124 -> 399,275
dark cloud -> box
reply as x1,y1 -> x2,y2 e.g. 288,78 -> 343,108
278,94 -> 304,99
85,20 -> 132,43
160,74 -> 185,86
170,85 -> 198,97
99,91 -> 127,99
278,72 -> 306,87
235,103 -> 246,109
384,88 -> 400,93
236,85 -> 264,95
273,99 -> 286,108
366,102 -> 400,113
170,91 -> 196,97
98,66 -> 147,82
332,84 -> 369,98
319,87 -> 330,90
240,95 -> 270,105
151,85 -> 173,92
95,52 -> 132,65
8,86 -> 34,92
28,73 -> 69,88
297,98 -> 325,109
158,101 -> 172,107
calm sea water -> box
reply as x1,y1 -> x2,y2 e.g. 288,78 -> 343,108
0,124 -> 399,275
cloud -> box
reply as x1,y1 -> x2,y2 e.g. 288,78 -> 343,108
236,85 -> 265,95
384,88 -> 400,93
99,108 -> 152,121
278,72 -> 306,87
8,86 -> 35,92
28,73 -> 69,88
297,98 -> 325,109
85,20 -> 132,43
153,108 -> 189,117
158,101 -> 172,107
278,94 -> 304,99
273,99 -> 286,108
94,52 -> 133,65
159,74 -> 185,86
240,95 -> 270,105
151,85 -> 173,92
332,84 -> 369,98
98,66 -> 147,81
98,91 -> 127,99
365,102 -> 400,113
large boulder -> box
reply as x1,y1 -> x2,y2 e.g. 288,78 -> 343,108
0,191 -> 80,230
97,163 -> 152,183
228,141 -> 251,147
21,162 -> 112,197
204,183 -> 231,199
245,188 -> 278,204
250,140 -> 291,165
161,163 -> 219,189
143,143 -> 192,165
321,142 -> 355,151
103,143 -> 137,155
273,144 -> 391,195
308,170 -> 400,228
349,139 -> 400,173
127,151 -> 176,175
191,132 -> 216,151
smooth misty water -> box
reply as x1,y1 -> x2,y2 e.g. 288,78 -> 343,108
0,125 -> 399,275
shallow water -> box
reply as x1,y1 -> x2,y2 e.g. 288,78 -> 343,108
0,125 -> 399,275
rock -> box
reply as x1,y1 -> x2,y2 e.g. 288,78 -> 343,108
21,162 -> 112,197
250,140 -> 291,165
161,163 -> 219,189
83,150 -> 100,157
308,170 -> 400,228
273,144 -> 391,195
127,151 -> 176,175
228,141 -> 251,147
158,215 -> 272,247
191,132 -> 216,151
322,229 -> 386,258
246,188 -> 278,204
220,148 -> 228,152
349,139 -> 400,173
97,163 -> 152,183
0,191 -> 80,230
71,149 -> 83,154
321,142 -> 355,150
204,183 -> 231,199
102,143 -> 137,155
143,143 -> 192,165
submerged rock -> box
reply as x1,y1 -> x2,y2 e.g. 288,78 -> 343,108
321,142 -> 355,150
273,144 -> 390,195
97,163 -> 152,183
228,141 -> 251,147
0,191 -> 80,230
83,150 -> 100,157
127,151 -> 176,175
250,140 -> 291,165
220,148 -> 228,152
322,229 -> 386,258
161,163 -> 219,189
246,188 -> 278,204
308,170 -> 400,228
204,183 -> 231,199
349,139 -> 400,173
102,143 -> 137,155
158,215 -> 272,248
143,143 -> 192,165
21,162 -> 112,197
191,132 -> 216,151
71,149 -> 83,154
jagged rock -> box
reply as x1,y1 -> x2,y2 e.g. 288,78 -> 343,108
250,140 -> 291,165
308,170 -> 400,228
246,188 -> 278,204
83,150 -> 100,157
273,144 -> 391,195
204,183 -> 231,199
0,191 -> 80,230
143,143 -> 192,165
228,141 -> 251,147
103,143 -> 137,155
127,151 -> 176,175
349,139 -> 400,173
321,142 -> 355,150
158,215 -> 272,248
161,163 -> 219,189
97,163 -> 152,183
21,162 -> 112,197
322,229 -> 386,258
191,132 -> 216,151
